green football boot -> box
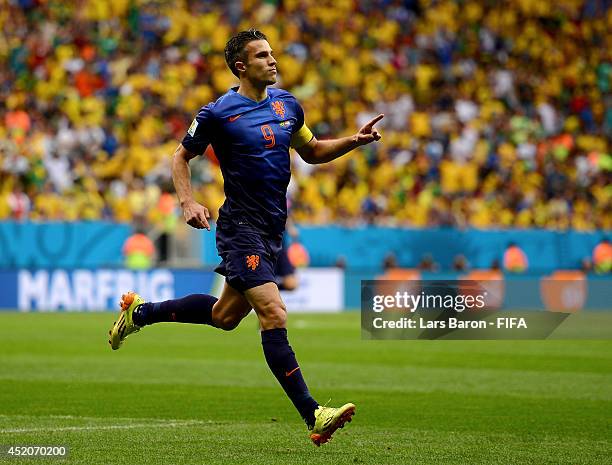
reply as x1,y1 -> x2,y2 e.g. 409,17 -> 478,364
108,292 -> 144,350
309,403 -> 355,446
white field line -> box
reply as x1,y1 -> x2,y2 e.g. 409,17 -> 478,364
0,420 -> 209,434
0,414 -> 215,423
0,415 -> 217,434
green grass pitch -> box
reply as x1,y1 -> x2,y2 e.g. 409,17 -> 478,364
0,311 -> 610,464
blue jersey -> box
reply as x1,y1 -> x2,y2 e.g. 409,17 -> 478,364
181,87 -> 310,235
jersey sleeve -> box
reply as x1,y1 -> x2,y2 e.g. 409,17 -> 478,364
181,104 -> 214,155
290,100 -> 314,149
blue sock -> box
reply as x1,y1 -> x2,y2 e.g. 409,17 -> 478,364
133,294 -> 217,327
261,328 -> 319,427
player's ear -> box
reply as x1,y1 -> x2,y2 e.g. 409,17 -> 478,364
235,60 -> 246,74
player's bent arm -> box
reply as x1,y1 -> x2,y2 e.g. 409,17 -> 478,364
172,144 -> 211,230
295,113 -> 384,165
296,136 -> 360,164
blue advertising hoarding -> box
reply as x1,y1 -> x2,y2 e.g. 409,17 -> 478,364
0,269 -> 216,311
0,222 -> 130,268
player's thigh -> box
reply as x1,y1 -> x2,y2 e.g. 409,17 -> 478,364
213,282 -> 252,325
244,282 -> 287,330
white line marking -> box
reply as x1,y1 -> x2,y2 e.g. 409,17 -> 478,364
0,414 -> 214,423
0,420 -> 210,434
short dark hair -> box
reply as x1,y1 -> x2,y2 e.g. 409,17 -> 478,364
224,29 -> 268,77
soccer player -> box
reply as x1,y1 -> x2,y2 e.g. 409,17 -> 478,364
275,218 -> 299,291
275,233 -> 298,291
108,29 -> 383,446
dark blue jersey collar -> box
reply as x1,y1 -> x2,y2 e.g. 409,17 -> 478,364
230,86 -> 271,105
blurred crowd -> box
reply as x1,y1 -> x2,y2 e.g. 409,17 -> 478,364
0,0 -> 610,231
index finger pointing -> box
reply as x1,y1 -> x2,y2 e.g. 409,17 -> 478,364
365,113 -> 384,128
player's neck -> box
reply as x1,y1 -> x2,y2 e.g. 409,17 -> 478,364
237,80 -> 268,103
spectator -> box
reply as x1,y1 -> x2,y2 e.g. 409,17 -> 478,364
418,254 -> 439,272
593,239 -> 612,274
382,252 -> 399,271
0,1 -> 609,232
452,254 -> 469,272
122,228 -> 156,270
503,242 -> 528,273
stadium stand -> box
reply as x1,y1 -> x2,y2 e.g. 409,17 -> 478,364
0,0 -> 610,231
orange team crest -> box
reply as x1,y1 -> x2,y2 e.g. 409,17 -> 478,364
271,100 -> 286,119
246,254 -> 260,271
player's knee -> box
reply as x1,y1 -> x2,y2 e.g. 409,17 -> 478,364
218,315 -> 241,331
212,307 -> 242,331
259,300 -> 287,328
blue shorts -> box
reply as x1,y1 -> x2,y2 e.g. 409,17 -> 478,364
215,219 -> 283,292
274,235 -> 296,278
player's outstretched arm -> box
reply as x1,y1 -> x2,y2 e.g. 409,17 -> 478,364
172,144 -> 211,230
296,114 -> 383,165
